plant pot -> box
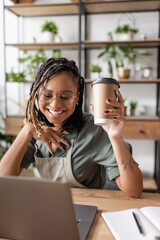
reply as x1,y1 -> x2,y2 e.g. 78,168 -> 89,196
116,32 -> 133,41
122,106 -> 127,116
42,32 -> 55,43
118,68 -> 130,79
90,72 -> 100,80
130,109 -> 135,116
142,68 -> 152,79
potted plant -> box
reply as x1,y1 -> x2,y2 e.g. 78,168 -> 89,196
129,101 -> 137,116
122,98 -> 127,116
41,21 -> 58,42
6,68 -> 26,82
18,49 -> 47,81
117,45 -> 137,79
6,49 -> 48,82
53,49 -> 61,58
107,31 -> 113,41
98,44 -> 151,79
115,24 -> 138,41
90,64 -> 102,80
98,45 -> 124,78
141,66 -> 153,79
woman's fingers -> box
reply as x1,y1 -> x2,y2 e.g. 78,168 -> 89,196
90,104 -> 94,112
38,126 -> 71,152
106,98 -> 123,109
116,90 -> 124,103
45,140 -> 54,155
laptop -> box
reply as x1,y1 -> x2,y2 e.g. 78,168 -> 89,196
0,176 -> 97,240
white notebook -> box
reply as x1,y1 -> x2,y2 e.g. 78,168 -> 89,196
101,206 -> 160,240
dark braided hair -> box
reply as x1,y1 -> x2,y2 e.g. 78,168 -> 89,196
24,58 -> 84,135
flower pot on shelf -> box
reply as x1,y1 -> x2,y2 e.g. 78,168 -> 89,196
129,101 -> 137,116
122,106 -> 127,116
42,32 -> 55,43
116,32 -> 133,41
90,72 -> 100,81
141,67 -> 153,79
117,68 -> 130,79
130,109 -> 135,116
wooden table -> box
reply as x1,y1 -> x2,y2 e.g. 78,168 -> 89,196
71,188 -> 160,240
0,188 -> 159,240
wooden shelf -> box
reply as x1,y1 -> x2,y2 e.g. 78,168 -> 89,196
5,3 -> 79,17
7,39 -> 160,51
125,116 -> 160,121
122,120 -> 160,140
143,175 -> 158,191
5,116 -> 160,140
84,39 -> 160,49
85,78 -> 160,83
6,42 -> 79,50
83,0 -> 160,14
5,1 -> 160,17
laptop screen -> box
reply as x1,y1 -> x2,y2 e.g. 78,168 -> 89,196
0,176 -> 97,240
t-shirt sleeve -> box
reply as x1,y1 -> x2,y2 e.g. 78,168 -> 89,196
91,126 -> 120,181
20,138 -> 36,169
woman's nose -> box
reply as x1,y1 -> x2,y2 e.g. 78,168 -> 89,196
49,95 -> 61,107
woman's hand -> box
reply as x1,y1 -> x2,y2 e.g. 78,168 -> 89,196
102,90 -> 126,139
25,123 -> 70,154
90,90 -> 126,139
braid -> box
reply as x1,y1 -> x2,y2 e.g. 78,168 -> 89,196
24,58 -> 84,134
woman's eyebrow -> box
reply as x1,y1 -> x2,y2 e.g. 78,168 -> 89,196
42,88 -> 74,94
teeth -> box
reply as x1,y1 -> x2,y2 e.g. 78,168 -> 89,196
49,110 -> 63,115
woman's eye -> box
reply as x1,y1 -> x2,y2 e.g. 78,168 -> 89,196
43,94 -> 52,99
60,95 -> 69,100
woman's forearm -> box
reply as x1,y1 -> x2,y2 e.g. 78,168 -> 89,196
0,125 -> 33,176
110,136 -> 143,198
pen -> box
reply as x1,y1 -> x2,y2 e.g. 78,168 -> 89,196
132,211 -> 144,234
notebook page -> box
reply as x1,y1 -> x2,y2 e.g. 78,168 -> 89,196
101,208 -> 160,240
140,207 -> 160,231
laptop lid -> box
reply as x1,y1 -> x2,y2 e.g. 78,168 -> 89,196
0,176 -> 97,240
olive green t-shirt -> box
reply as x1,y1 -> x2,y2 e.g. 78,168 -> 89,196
21,112 -> 119,188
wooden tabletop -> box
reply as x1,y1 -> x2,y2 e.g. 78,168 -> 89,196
71,188 -> 160,240
0,188 -> 159,240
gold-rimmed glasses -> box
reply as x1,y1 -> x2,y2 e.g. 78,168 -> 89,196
38,89 -> 77,105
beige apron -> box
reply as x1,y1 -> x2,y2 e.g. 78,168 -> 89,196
34,140 -> 86,188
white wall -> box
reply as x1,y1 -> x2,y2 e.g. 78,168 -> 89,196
0,0 -> 6,131
2,0 -> 159,176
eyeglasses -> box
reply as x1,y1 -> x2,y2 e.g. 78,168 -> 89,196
39,89 -> 76,105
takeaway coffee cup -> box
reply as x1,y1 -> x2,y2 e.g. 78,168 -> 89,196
91,77 -> 120,125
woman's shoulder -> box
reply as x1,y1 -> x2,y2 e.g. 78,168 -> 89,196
81,112 -> 103,132
82,112 -> 94,122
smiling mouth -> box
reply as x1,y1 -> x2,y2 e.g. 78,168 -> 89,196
48,110 -> 64,116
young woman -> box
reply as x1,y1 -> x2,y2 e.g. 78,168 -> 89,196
0,58 -> 143,197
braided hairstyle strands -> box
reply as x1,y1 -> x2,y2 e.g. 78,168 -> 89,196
24,58 -> 84,134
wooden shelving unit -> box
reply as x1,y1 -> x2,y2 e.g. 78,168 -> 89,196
6,39 -> 160,50
5,3 -> 79,16
6,42 -> 79,50
3,0 -> 160,192
5,1 -> 160,17
83,0 -> 160,13
84,39 -> 160,49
